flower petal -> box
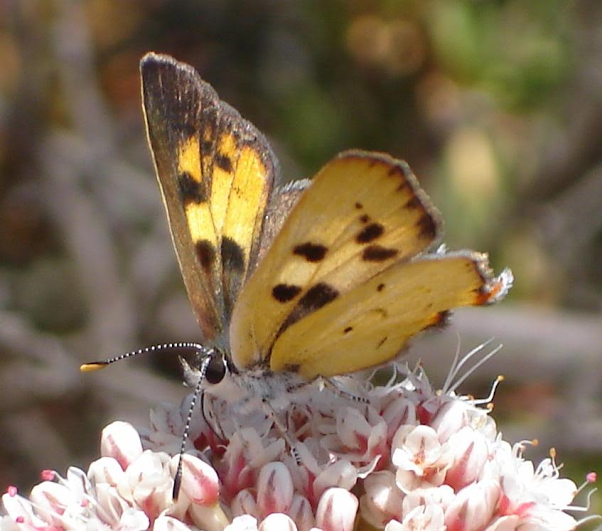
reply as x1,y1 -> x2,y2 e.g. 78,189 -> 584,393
315,488 -> 358,531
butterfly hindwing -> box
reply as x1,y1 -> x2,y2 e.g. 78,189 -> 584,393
271,251 -> 507,379
229,151 -> 445,369
257,179 -> 311,265
141,53 -> 278,342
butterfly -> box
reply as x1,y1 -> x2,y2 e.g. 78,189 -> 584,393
84,52 -> 511,422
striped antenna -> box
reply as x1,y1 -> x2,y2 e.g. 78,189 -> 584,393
80,342 -> 206,372
172,355 -> 211,499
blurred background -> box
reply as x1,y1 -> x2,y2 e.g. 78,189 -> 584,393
0,0 -> 600,518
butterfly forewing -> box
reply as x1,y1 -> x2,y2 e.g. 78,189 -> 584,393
229,151 -> 444,369
141,53 -> 278,342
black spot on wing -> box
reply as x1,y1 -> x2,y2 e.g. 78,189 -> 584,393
416,215 -> 438,240
387,165 -> 412,192
397,181 -> 411,193
362,245 -> 398,262
372,307 -> 388,318
272,284 -> 302,303
356,223 -> 384,244
377,283 -> 385,292
201,139 -> 213,153
344,326 -> 353,334
355,202 -> 363,209
359,214 -> 370,224
196,240 -> 216,271
178,172 -> 206,204
297,283 -> 338,312
221,237 -> 245,272
215,153 -> 233,173
426,310 -> 450,329
293,242 -> 327,262
276,283 -> 339,336
405,196 -> 423,210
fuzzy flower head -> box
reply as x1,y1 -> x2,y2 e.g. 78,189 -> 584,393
2,345 -> 595,531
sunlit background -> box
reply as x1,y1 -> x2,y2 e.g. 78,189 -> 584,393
1,0 -> 600,520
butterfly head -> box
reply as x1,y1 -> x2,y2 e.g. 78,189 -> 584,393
204,349 -> 230,384
181,346 -> 238,392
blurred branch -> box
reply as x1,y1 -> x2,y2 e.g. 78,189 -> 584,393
0,310 -> 76,410
41,132 -> 137,355
1,410 -> 73,477
487,1 -> 602,313
1,1 -> 51,188
0,305 -> 184,421
419,303 -> 602,453
420,304 -> 601,383
53,0 -> 118,159
522,0 -> 602,204
538,162 -> 602,308
540,163 -> 602,256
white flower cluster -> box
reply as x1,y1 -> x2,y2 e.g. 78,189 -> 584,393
1,356 -> 593,531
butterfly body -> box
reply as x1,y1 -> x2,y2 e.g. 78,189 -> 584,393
183,352 -> 309,414
138,53 -> 512,420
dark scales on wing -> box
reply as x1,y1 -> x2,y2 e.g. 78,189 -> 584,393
404,196 -> 423,211
293,242 -> 328,262
362,245 -> 398,262
177,172 -> 207,204
396,181 -> 411,193
196,240 -> 216,271
387,166 -> 400,177
387,163 -> 412,193
295,283 -> 339,315
174,122 -> 197,137
201,138 -> 213,153
416,215 -> 438,240
221,237 -> 245,273
356,222 -> 384,244
214,152 -> 233,173
272,284 -> 302,303
372,307 -> 389,319
377,336 -> 388,349
427,310 -> 450,329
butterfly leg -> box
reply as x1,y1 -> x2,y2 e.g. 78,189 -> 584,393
202,392 -> 227,441
322,377 -> 370,405
260,398 -> 301,465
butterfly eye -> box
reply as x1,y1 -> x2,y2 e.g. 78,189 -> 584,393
205,353 -> 227,385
